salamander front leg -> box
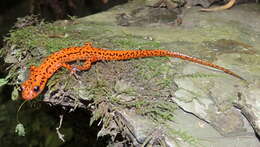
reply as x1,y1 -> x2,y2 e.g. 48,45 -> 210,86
61,60 -> 92,79
61,63 -> 80,79
74,60 -> 92,71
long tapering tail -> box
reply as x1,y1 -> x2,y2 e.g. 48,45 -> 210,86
101,49 -> 244,80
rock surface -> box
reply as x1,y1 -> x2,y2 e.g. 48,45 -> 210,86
4,0 -> 260,146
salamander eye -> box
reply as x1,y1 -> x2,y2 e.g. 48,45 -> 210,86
33,86 -> 40,92
21,85 -> 25,90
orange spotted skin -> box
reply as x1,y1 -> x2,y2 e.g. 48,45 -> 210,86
21,42 -> 244,100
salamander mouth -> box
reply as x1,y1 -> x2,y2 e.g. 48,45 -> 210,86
22,90 -> 36,100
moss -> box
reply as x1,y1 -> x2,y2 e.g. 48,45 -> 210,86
176,72 -> 221,79
168,129 -> 202,147
110,33 -> 162,49
2,21 -> 81,87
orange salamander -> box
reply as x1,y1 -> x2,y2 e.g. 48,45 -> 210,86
21,42 -> 244,100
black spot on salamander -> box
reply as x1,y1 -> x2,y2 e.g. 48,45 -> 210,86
68,52 -> 76,56
41,75 -> 46,80
56,57 -> 61,61
110,53 -> 115,56
40,80 -> 44,85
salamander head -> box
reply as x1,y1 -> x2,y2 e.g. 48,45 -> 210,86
21,66 -> 46,100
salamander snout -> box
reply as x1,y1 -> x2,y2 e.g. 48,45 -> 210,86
21,83 -> 41,100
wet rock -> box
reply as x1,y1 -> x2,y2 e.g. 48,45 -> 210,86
234,80 -> 260,136
116,4 -> 180,26
186,0 -> 213,8
173,52 -> 258,136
